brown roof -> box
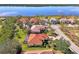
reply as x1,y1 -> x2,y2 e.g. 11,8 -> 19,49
30,17 -> 40,23
28,34 -> 48,45
17,17 -> 29,23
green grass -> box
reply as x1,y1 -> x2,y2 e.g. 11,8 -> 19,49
22,44 -> 52,51
53,39 -> 69,49
0,25 -> 1,32
15,28 -> 27,51
52,39 -> 74,54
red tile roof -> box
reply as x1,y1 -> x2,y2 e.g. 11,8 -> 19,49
30,18 -> 39,23
28,34 -> 48,45
17,17 -> 29,23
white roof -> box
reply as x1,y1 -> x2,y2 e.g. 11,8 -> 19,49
31,25 -> 43,32
31,25 -> 48,32
60,18 -> 67,21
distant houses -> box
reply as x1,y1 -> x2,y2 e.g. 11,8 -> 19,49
30,17 -> 40,24
60,17 -> 76,25
67,17 -> 76,24
17,17 -> 41,28
49,16 -> 76,25
17,17 -> 29,23
60,17 -> 67,23
41,17 -> 49,25
17,16 -> 77,27
50,18 -> 60,24
17,17 -> 30,28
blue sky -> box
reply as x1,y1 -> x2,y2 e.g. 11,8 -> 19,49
0,6 -> 79,16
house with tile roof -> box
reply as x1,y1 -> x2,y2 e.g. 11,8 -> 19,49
17,17 -> 29,23
27,34 -> 48,46
17,17 -> 30,28
30,17 -> 40,24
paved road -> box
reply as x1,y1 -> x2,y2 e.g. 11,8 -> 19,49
51,25 -> 79,54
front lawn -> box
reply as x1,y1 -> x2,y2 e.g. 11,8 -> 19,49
52,39 -> 74,54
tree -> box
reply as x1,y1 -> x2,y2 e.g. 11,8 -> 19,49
0,17 -> 22,54
0,39 -> 22,54
42,38 -> 51,48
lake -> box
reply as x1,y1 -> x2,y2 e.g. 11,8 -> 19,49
0,6 -> 79,16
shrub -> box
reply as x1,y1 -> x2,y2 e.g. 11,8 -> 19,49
0,39 -> 22,54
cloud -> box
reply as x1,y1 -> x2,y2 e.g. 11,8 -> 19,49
0,11 -> 19,16
70,7 -> 79,12
57,10 -> 63,13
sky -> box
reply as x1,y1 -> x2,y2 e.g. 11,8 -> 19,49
0,6 -> 79,16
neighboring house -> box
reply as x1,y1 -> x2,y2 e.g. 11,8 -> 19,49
27,34 -> 48,46
17,17 -> 30,28
50,18 -> 59,24
41,18 -> 49,25
31,25 -> 48,33
17,17 -> 29,24
67,18 -> 75,24
30,17 -> 40,24
60,17 -> 67,23
60,17 -> 75,24
43,18 -> 49,22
